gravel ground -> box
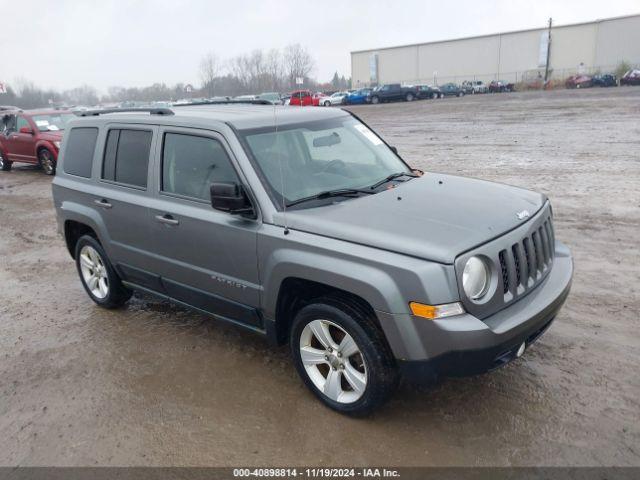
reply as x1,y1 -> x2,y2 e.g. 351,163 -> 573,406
0,87 -> 638,467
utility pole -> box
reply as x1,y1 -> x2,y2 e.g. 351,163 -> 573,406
544,17 -> 553,86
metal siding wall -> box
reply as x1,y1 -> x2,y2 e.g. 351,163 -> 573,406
417,35 -> 500,84
350,15 -> 640,86
548,23 -> 598,71
351,52 -> 371,87
498,29 -> 543,82
595,16 -> 640,66
378,46 -> 419,84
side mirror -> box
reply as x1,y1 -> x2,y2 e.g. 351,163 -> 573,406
210,182 -> 255,217
19,126 -> 33,134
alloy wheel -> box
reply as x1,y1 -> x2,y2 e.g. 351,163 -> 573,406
299,319 -> 367,404
79,245 -> 109,299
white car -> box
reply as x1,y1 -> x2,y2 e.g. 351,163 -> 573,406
321,92 -> 348,106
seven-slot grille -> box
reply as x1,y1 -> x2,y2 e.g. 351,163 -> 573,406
498,216 -> 555,296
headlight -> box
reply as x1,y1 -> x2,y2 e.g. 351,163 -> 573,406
53,141 -> 61,149
462,256 -> 490,300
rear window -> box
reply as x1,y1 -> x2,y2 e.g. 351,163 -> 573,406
102,129 -> 152,188
63,127 -> 98,178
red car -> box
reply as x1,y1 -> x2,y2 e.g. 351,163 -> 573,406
288,90 -> 314,106
0,109 -> 74,174
565,75 -> 593,89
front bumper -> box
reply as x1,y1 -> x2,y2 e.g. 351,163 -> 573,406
377,241 -> 573,383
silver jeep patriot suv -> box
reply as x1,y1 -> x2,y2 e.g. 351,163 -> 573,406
52,103 -> 573,415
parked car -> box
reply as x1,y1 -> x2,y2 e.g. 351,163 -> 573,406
288,90 -> 314,106
234,95 -> 257,101
52,104 -> 572,415
343,88 -> 372,105
620,69 -> 640,86
0,109 -> 75,174
257,92 -> 282,105
439,83 -> 465,97
280,94 -> 292,105
311,92 -> 326,106
462,80 -> 488,94
488,80 -> 515,93
0,105 -> 20,112
368,84 -> 417,104
565,75 -> 593,89
590,74 -> 617,87
320,91 -> 349,106
415,85 -> 442,99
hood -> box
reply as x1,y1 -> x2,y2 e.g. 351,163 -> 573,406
274,174 -> 546,264
38,130 -> 64,141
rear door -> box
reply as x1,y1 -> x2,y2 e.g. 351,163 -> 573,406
93,124 -> 161,290
145,126 -> 262,328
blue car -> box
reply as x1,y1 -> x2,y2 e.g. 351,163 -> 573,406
344,88 -> 372,105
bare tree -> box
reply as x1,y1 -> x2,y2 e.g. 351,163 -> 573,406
265,49 -> 283,92
283,44 -> 315,89
199,52 -> 221,97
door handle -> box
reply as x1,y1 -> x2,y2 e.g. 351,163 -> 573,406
155,214 -> 179,226
94,199 -> 112,209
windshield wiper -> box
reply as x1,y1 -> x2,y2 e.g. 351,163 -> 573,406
368,172 -> 418,190
286,188 -> 374,208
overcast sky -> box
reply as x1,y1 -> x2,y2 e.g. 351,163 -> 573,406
0,0 -> 638,93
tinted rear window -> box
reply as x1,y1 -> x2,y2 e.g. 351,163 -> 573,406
102,129 -> 152,188
63,127 -> 98,178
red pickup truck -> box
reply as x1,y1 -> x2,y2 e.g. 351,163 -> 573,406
0,109 -> 75,175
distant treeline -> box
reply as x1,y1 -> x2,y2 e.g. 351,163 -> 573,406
1,43 -> 351,109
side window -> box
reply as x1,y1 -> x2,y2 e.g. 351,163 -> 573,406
102,129 -> 152,188
63,127 -> 98,178
161,133 -> 239,201
17,116 -> 29,131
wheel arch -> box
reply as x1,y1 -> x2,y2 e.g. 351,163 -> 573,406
272,277 -> 384,345
59,203 -> 111,259
35,141 -> 58,161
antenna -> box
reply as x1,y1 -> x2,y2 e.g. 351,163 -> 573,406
273,102 -> 289,235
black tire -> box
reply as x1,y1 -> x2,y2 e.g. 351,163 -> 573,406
290,295 -> 399,416
38,148 -> 56,175
324,100 -> 331,107
405,92 -> 414,102
371,96 -> 379,104
74,235 -> 132,309
0,151 -> 11,171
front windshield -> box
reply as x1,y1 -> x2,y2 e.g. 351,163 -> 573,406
32,113 -> 75,132
240,116 -> 412,208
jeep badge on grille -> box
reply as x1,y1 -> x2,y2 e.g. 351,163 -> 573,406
516,210 -> 531,220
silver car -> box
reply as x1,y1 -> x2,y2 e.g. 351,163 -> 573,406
52,104 -> 573,415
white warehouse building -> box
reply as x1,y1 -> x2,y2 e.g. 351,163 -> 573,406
350,14 -> 640,87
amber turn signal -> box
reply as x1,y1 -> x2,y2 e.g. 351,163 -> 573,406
409,301 -> 465,320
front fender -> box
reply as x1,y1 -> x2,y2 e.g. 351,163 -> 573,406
262,248 -> 403,318
258,225 -> 459,319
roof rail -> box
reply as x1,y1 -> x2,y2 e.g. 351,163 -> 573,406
78,108 -> 174,117
173,99 -> 273,107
